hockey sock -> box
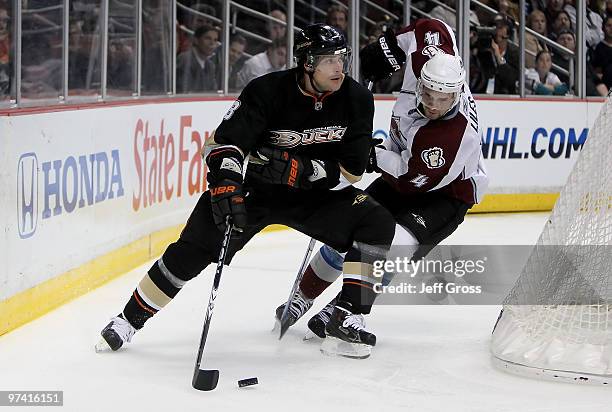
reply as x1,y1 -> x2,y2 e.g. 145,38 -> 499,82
299,245 -> 344,299
299,266 -> 332,299
340,244 -> 390,315
122,257 -> 185,329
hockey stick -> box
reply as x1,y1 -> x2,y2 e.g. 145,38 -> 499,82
192,216 -> 234,391
278,237 -> 317,339
277,81 -> 374,340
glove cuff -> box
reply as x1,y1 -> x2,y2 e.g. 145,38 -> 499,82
308,160 -> 340,189
206,146 -> 244,185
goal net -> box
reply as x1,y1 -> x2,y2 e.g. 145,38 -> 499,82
490,97 -> 612,384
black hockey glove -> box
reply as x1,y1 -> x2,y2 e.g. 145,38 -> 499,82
360,28 -> 406,82
249,147 -> 339,189
365,138 -> 385,173
206,146 -> 247,232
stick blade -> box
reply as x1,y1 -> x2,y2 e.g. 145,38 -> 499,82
192,369 -> 219,391
278,317 -> 291,340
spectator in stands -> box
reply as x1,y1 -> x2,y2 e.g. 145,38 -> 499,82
475,0 -> 518,26
552,29 -> 606,96
68,16 -> 90,90
606,0 -> 612,18
524,50 -> 568,95
267,9 -> 286,42
212,34 -> 249,92
543,0 -> 564,28
592,15 -> 612,92
497,0 -> 520,22
326,5 -> 348,39
185,3 -> 217,29
212,34 -> 250,91
107,38 -> 134,91
526,10 -> 549,68
228,35 -> 249,91
235,38 -> 286,89
20,42 -> 62,97
177,25 -> 219,93
177,3 -> 218,54
551,10 -> 572,41
0,5 -> 10,97
551,29 -> 575,85
469,26 -> 493,94
491,16 -> 520,94
493,12 -> 516,39
565,0 -> 603,48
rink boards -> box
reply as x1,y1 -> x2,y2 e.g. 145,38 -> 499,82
0,96 -> 605,336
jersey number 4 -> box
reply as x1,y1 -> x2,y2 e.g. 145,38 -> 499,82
410,174 -> 429,188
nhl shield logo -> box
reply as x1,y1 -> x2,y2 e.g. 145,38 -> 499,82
421,147 -> 445,169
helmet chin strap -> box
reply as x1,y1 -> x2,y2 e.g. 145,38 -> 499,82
307,69 -> 326,94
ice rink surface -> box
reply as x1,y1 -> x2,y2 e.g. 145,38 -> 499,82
1,212 -> 610,411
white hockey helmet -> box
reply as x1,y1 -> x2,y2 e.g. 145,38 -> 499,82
416,52 -> 465,118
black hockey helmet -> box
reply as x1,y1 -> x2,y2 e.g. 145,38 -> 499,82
294,23 -> 351,73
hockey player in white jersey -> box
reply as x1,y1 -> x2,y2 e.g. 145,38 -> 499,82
275,18 -> 489,356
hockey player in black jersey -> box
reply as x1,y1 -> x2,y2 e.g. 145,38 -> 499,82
275,19 -> 489,343
96,24 -> 395,359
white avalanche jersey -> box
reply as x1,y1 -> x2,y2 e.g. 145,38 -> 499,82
376,18 -> 489,205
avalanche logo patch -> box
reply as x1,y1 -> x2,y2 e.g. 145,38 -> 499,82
421,147 -> 445,169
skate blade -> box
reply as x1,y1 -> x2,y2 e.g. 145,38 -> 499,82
303,330 -> 325,341
320,336 -> 371,359
94,337 -> 111,353
303,330 -> 318,341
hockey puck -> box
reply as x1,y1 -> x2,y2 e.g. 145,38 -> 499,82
237,377 -> 258,388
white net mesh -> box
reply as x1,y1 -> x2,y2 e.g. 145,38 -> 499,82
490,97 -> 612,380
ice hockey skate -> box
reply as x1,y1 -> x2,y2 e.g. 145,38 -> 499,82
305,293 -> 340,340
94,314 -> 136,352
320,301 -> 376,359
273,289 -> 313,333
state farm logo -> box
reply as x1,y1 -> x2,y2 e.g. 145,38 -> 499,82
132,116 -> 210,211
